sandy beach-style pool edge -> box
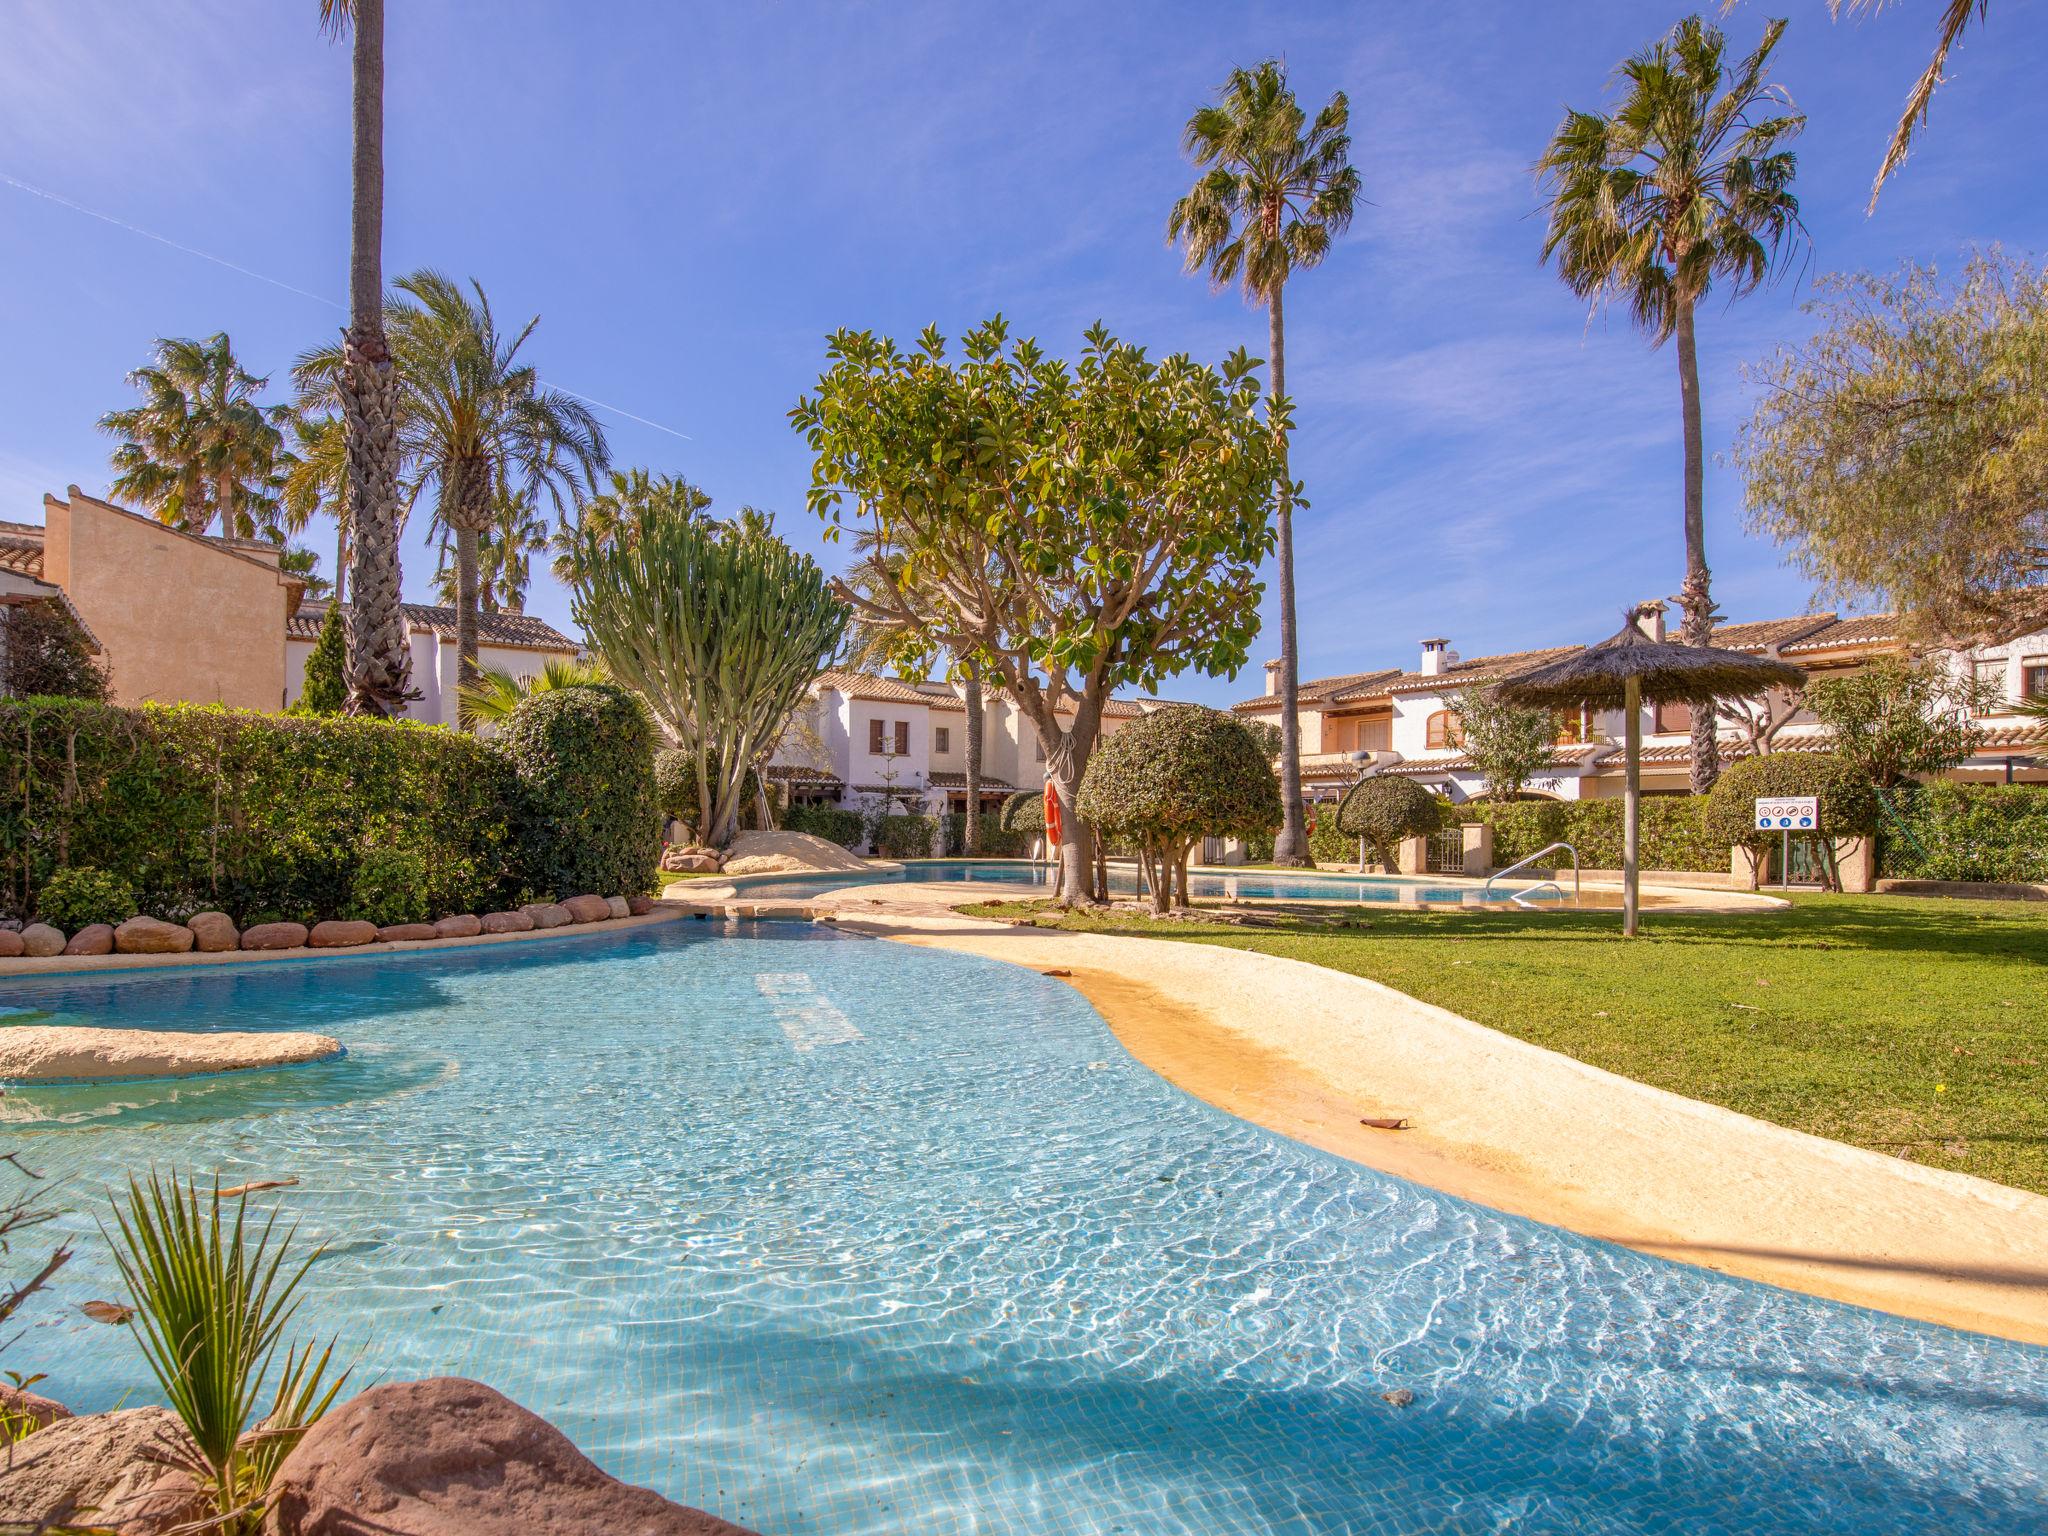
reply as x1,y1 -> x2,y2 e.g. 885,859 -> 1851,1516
805,880 -> 2048,1348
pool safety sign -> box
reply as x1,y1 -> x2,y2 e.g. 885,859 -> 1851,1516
1755,795 -> 1818,832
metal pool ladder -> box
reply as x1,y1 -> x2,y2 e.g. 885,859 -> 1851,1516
1481,842 -> 1580,907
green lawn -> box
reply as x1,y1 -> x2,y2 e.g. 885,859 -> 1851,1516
958,893 -> 2048,1194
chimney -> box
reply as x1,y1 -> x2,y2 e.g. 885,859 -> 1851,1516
1419,638 -> 1452,677
1634,602 -> 1667,642
1263,658 -> 1282,696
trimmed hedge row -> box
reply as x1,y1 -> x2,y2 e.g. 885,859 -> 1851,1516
942,811 -> 1031,858
783,803 -> 865,849
1877,782 -> 2048,883
0,694 -> 655,926
1448,797 -> 1729,873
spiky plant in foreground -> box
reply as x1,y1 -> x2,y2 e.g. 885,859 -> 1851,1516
105,1172 -> 346,1533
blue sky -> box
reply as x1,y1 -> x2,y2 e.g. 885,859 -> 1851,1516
2,1 -> 2042,708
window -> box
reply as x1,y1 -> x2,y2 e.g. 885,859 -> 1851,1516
934,726 -> 951,754
1425,710 -> 1461,750
2025,658 -> 2048,700
868,718 -> 885,754
894,720 -> 910,755
1654,699 -> 1692,734
1552,707 -> 1592,745
1972,659 -> 2009,712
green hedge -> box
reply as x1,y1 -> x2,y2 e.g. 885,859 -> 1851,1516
500,685 -> 660,901
0,699 -> 521,924
783,803 -> 865,849
870,812 -> 938,860
942,811 -> 1030,858
1877,782 -> 2048,883
1451,797 -> 1728,873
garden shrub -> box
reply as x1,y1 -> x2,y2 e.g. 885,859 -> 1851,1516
293,604 -> 347,716
501,684 -> 660,899
0,600 -> 108,703
870,812 -> 938,859
783,803 -> 865,848
1335,777 -> 1443,870
1703,753 -> 1880,886
0,698 -> 520,924
33,866 -> 136,930
999,790 -> 1045,834
942,811 -> 1029,857
654,749 -> 762,841
1876,782 -> 2048,883
1451,796 -> 1730,873
345,843 -> 479,927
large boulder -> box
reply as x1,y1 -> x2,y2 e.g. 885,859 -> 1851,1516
627,896 -> 655,916
0,1382 -> 71,1430
562,895 -> 612,924
604,896 -> 630,920
261,1378 -> 756,1536
115,916 -> 196,955
377,923 -> 439,944
308,920 -> 378,949
480,911 -> 534,935
0,928 -> 23,959
21,924 -> 65,958
660,850 -> 722,875
0,1404 -> 192,1533
433,915 -> 483,939
187,911 -> 240,952
242,922 -> 310,951
519,904 -> 573,930
62,924 -> 114,957
0,1025 -> 342,1082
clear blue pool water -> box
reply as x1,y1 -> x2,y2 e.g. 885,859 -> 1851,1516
730,858 -> 1539,905
4,922 -> 2043,1534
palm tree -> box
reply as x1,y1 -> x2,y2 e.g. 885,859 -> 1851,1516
278,544 -> 332,599
433,488 -> 548,613
1836,0 -> 1989,207
1537,14 -> 1804,793
456,655 -> 613,729
548,468 -> 710,585
1170,60 -> 1359,866
317,0 -> 409,717
282,409 -> 351,600
98,333 -> 294,538
304,271 -> 607,701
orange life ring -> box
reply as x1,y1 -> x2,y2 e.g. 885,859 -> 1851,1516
1043,782 -> 1063,844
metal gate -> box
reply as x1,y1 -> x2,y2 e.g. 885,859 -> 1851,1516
1425,827 -> 1465,874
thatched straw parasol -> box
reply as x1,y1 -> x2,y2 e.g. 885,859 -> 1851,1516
1495,605 -> 1805,935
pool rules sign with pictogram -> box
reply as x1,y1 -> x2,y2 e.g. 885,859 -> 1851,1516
1755,795 -> 1818,831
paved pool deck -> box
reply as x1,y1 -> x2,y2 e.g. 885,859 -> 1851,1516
781,877 -> 2048,1347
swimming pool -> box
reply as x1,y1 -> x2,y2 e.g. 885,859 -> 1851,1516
730,858 -> 1534,905
7,923 -> 2043,1533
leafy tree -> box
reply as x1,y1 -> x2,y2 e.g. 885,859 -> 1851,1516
570,511 -> 847,848
316,0 -> 411,718
549,468 -> 711,586
654,748 -> 764,839
1537,13 -> 1805,793
1079,706 -> 1279,913
1835,0 -> 1991,207
1736,253 -> 2048,643
455,655 -> 612,729
297,602 -> 348,715
0,599 -> 108,702
1334,775 -> 1442,873
792,318 -> 1283,903
1802,653 -> 1994,788
282,409 -> 351,601
99,333 -> 295,539
1453,686 -> 1556,800
1702,751 -> 1880,889
1170,60 -> 1359,867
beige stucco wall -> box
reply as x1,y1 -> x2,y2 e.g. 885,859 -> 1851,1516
45,490 -> 288,710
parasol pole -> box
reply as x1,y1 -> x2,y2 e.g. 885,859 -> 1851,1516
1623,675 -> 1641,938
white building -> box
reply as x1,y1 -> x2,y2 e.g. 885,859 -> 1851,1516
286,600 -> 582,727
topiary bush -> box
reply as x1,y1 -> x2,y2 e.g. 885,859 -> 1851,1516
1703,752 -> 1881,889
1000,789 -> 1045,835
1335,776 -> 1444,872
293,603 -> 347,716
1078,706 -> 1280,911
0,699 -> 519,924
501,684 -> 660,900
783,803 -> 865,848
34,866 -> 136,930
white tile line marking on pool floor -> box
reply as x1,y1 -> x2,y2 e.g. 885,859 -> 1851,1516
755,972 -> 865,1053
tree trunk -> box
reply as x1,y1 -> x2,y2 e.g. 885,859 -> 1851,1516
1038,699 -> 1103,907
1623,674 -> 1642,939
334,515 -> 349,605
1673,296 -> 1720,794
963,668 -> 983,856
340,0 -> 409,719
454,526 -> 481,701
1267,281 -> 1310,865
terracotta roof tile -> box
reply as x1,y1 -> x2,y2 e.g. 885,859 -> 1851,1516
763,764 -> 841,784
1780,614 -> 1902,654
0,524 -> 45,578
1379,646 -> 1583,696
925,770 -> 1020,790
1231,669 -> 1399,712
1709,614 -> 1838,652
815,669 -> 936,705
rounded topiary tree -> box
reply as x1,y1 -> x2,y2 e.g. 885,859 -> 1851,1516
1000,789 -> 1045,835
1078,706 -> 1281,913
1702,751 -> 1880,890
1334,775 -> 1443,873
501,683 -> 660,899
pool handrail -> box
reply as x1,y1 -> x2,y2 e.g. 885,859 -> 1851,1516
1481,841 -> 1580,905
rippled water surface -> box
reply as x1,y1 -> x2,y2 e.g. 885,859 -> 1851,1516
6,922 -> 2044,1534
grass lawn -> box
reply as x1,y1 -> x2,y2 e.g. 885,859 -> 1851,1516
958,893 -> 2048,1195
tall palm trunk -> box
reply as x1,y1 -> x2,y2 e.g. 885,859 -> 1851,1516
1267,280 -> 1310,865
1673,295 -> 1720,792
449,462 -> 493,699
340,0 -> 408,718
963,667 -> 983,855
333,515 -> 349,604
